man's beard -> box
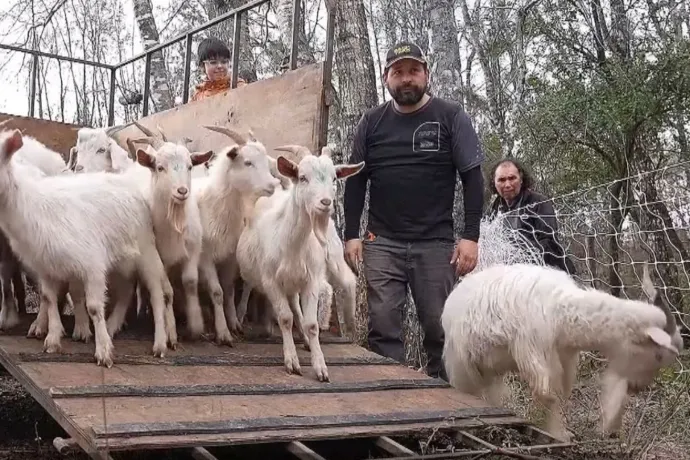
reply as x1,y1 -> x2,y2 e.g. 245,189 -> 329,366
388,83 -> 426,106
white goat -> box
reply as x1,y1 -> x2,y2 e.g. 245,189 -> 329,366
0,129 -> 174,366
193,126 -> 280,345
68,127 -> 133,173
441,262 -> 683,442
0,127 -> 74,332
104,136 -> 213,342
235,146 -> 358,342
235,146 -> 364,381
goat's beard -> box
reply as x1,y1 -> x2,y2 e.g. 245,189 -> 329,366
167,199 -> 187,234
311,211 -> 330,247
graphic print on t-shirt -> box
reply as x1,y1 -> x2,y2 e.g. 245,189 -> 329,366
412,121 -> 440,152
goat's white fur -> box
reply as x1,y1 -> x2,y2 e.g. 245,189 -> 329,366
441,263 -> 683,441
235,147 -> 364,381
69,127 -> 133,173
105,138 -> 213,343
0,130 -> 74,332
0,129 -> 173,365
193,126 -> 280,345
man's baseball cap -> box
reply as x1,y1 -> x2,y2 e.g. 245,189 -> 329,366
384,42 -> 427,70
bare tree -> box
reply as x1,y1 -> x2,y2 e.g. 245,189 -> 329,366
132,0 -> 175,112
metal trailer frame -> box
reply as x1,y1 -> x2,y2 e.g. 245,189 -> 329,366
0,0 -> 334,135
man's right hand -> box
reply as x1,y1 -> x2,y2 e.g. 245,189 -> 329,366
344,239 -> 363,276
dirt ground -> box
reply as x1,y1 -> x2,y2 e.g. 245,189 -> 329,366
1,351 -> 688,459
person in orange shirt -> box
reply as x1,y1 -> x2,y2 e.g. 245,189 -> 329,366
190,37 -> 246,102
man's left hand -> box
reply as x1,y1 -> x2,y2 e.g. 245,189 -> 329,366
451,239 -> 478,277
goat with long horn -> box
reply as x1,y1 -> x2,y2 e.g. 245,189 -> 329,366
203,125 -> 248,146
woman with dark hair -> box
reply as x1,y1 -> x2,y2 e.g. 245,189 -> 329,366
487,158 -> 576,274
190,37 -> 246,102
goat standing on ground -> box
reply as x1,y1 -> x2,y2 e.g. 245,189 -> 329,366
193,126 -> 280,345
104,137 -> 213,342
0,129 -> 174,366
235,146 -> 364,381
441,262 -> 683,441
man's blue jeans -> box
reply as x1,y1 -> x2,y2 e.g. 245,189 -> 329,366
362,233 -> 455,381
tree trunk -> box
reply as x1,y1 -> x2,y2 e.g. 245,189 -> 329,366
274,0 -> 316,70
132,0 -> 174,112
424,0 -> 463,102
333,0 -> 378,346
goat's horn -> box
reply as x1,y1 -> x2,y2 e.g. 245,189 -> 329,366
156,124 -> 168,142
133,120 -> 157,138
642,262 -> 677,335
203,125 -> 247,146
104,121 -> 135,138
274,144 -> 311,159
321,146 -> 333,158
0,119 -> 12,129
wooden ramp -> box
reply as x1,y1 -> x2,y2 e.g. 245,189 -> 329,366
0,321 -> 571,459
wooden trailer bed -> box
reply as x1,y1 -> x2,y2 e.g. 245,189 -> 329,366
0,318 -> 572,459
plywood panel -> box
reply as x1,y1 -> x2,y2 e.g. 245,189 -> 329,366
57,388 -> 489,428
0,112 -> 82,160
20,362 -> 433,389
110,63 -> 325,159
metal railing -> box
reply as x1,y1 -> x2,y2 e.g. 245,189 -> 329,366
0,0 -> 333,127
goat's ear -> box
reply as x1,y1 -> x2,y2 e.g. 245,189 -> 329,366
226,145 -> 240,160
335,161 -> 365,180
136,148 -> 156,170
191,150 -> 214,166
277,155 -> 299,179
1,129 -> 23,159
644,327 -> 679,354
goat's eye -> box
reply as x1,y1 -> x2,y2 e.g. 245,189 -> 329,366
188,165 -> 192,171
244,161 -> 252,167
299,175 -> 308,183
97,148 -> 106,154
157,165 -> 165,172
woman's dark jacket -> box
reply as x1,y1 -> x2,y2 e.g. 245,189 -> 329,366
487,189 -> 576,274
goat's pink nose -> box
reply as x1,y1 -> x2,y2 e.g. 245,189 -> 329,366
321,198 -> 332,206
177,186 -> 188,196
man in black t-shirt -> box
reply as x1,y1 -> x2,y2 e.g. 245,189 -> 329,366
343,42 -> 486,381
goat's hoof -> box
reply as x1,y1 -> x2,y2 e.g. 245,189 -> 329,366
43,336 -> 62,354
152,342 -> 167,358
73,325 -> 93,343
313,360 -> 329,382
215,329 -> 234,347
228,318 -> 242,334
285,356 -> 302,375
28,320 -> 47,339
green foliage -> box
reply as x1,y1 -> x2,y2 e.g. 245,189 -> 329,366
515,40 -> 690,192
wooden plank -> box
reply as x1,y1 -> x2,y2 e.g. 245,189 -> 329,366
191,447 -> 219,460
287,441 -> 327,460
49,378 -> 450,398
57,388 -> 492,429
0,336 -> 378,360
0,316 -> 352,344
90,416 -> 529,451
14,351 -> 397,366
375,436 -> 416,456
0,340 -> 108,460
110,63 -> 325,157
89,407 -> 515,438
0,113 -> 81,159
20,361 -> 429,390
